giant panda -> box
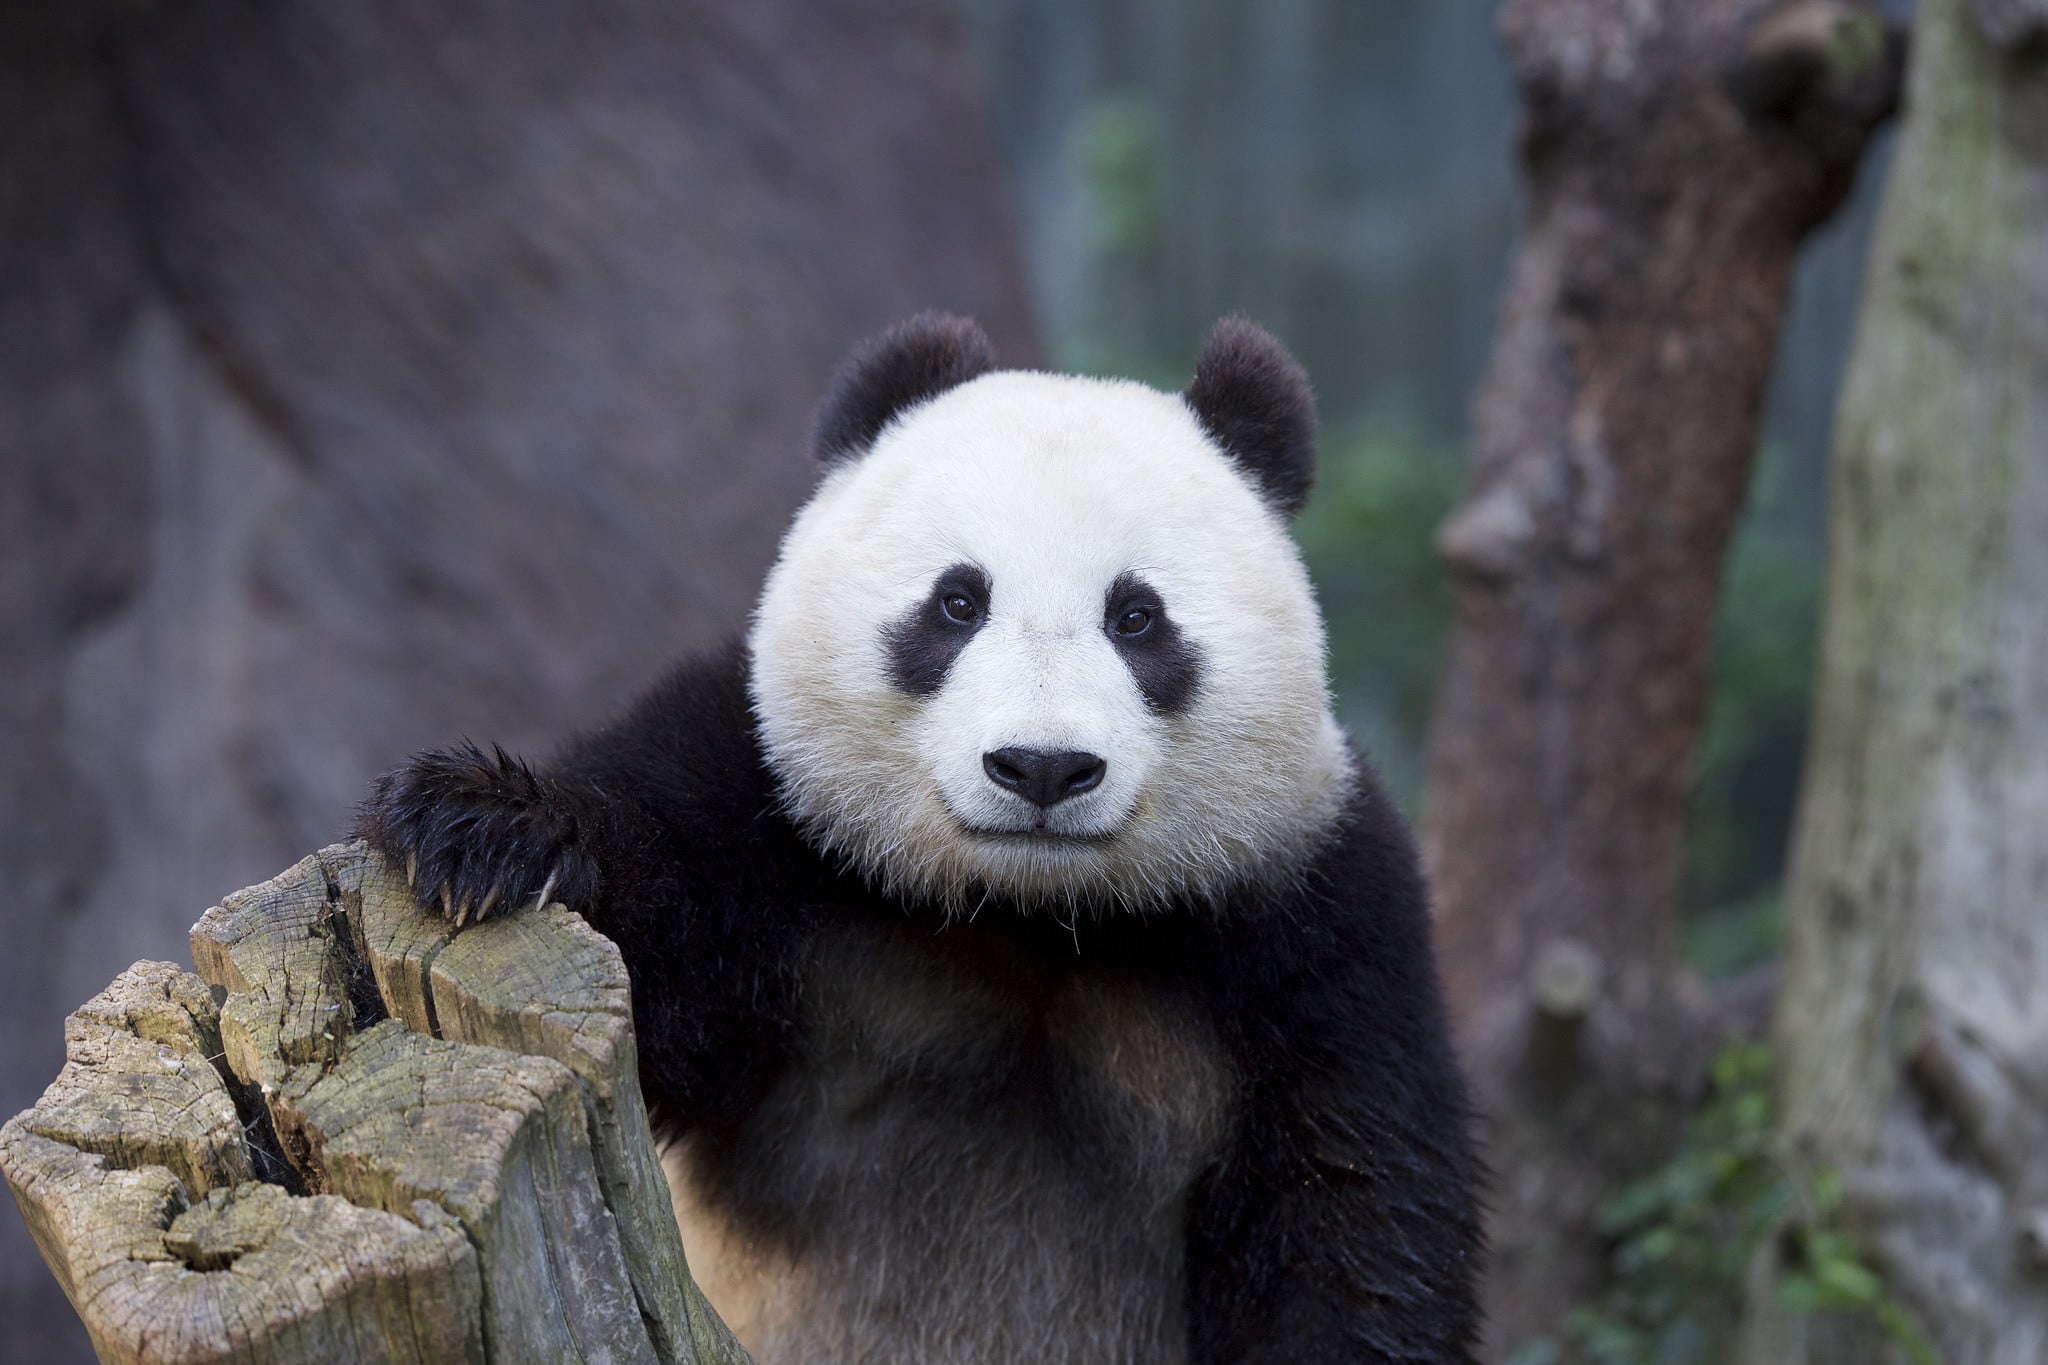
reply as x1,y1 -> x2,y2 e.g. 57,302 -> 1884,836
358,314 -> 1482,1364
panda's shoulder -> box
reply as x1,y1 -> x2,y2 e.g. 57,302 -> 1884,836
555,638 -> 780,834
1222,762 -> 1433,993
1316,761 -> 1430,930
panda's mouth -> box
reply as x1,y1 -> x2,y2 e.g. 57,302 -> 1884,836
934,785 -> 1134,847
955,820 -> 1122,846
944,803 -> 1131,846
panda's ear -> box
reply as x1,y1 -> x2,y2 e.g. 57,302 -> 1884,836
1183,317 -> 1317,519
810,313 -> 998,466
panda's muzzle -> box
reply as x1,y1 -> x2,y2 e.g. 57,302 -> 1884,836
982,747 -> 1107,809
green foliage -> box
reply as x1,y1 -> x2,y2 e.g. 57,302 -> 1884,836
1062,94 -> 1170,383
1291,414 -> 1465,809
1073,95 -> 1162,262
1681,886 -> 1783,983
1823,10 -> 1891,83
1512,1043 -> 1940,1365
1538,1043 -> 1786,1365
1773,1171 -> 1940,1365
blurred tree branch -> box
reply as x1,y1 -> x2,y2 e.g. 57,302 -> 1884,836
1420,0 -> 1901,1354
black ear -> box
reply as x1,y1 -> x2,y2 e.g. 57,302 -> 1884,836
1183,317 -> 1317,519
810,313 -> 998,465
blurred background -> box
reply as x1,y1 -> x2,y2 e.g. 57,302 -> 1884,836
965,0 -> 1879,945
16,0 -> 2034,1361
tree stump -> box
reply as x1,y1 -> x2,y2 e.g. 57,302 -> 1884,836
0,842 -> 751,1365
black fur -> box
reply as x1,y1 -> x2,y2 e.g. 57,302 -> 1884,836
1105,571 -> 1203,714
1183,317 -> 1317,520
356,640 -> 1483,1362
811,313 -> 997,465
885,562 -> 991,696
356,741 -> 598,923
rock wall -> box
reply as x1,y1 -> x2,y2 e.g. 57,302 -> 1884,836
0,4 -> 1036,1356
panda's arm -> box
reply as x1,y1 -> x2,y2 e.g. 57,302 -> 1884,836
356,645 -> 762,924
355,642 -> 807,1129
1187,800 -> 1484,1364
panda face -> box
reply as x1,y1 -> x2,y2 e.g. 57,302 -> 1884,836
749,327 -> 1353,911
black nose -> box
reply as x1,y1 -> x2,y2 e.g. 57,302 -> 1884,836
983,747 -> 1107,809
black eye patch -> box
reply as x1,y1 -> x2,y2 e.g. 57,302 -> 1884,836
885,563 -> 991,695
1104,572 -> 1202,714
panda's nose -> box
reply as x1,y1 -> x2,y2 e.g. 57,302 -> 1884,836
983,748 -> 1107,808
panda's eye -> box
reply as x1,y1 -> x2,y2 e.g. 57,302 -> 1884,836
940,593 -> 980,625
1114,606 -> 1153,638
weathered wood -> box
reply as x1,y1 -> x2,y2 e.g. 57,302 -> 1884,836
1,844 -> 751,1364
190,855 -> 360,1115
0,959 -> 485,1364
21,962 -> 254,1202
6,1125 -> 484,1365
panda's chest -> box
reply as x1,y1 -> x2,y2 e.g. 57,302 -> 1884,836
803,916 -> 1231,1135
672,916 -> 1233,1365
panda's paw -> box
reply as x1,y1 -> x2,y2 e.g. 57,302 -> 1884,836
355,742 -> 596,927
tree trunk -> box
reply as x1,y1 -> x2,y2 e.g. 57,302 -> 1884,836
0,4 -> 1036,1354
1734,2 -> 2048,1360
2,844 -> 751,1364
1420,0 -> 1901,1352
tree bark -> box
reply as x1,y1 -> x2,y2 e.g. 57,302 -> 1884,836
1734,2 -> 2048,1360
2,844 -> 750,1364
1419,0 -> 1901,1353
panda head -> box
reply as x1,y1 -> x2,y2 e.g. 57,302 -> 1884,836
748,314 -> 1354,912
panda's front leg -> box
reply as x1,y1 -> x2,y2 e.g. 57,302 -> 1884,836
356,741 -> 600,925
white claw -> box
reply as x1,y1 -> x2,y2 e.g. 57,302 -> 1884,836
533,867 -> 560,913
405,854 -> 418,888
477,887 -> 501,921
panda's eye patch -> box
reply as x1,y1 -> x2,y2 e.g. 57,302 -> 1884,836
885,563 -> 990,696
1104,571 -> 1202,714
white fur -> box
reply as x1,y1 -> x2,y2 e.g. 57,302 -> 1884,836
748,371 -> 1353,911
